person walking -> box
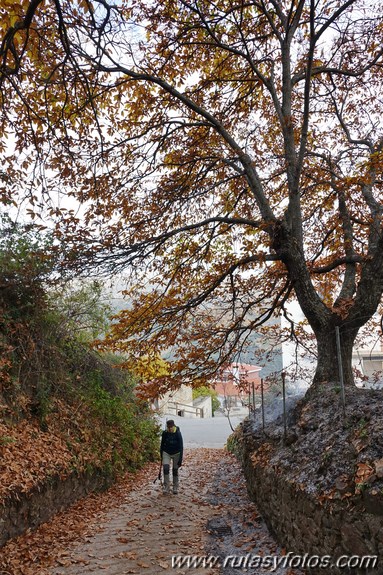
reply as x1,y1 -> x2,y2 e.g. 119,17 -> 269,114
160,419 -> 183,494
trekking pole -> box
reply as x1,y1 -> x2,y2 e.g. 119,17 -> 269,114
153,461 -> 162,484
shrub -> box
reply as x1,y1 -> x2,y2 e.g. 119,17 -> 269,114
192,386 -> 220,414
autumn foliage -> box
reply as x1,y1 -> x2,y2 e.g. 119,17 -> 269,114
0,221 -> 159,522
0,1 -> 383,394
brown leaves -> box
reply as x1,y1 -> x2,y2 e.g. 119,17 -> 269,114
0,447 -> 310,574
355,462 -> 375,492
250,443 -> 273,467
0,417 -> 74,503
1,0 -> 383,412
0,461 -> 158,574
352,436 -> 368,454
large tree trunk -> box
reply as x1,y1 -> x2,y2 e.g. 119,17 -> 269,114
313,325 -> 358,387
274,222 -> 383,392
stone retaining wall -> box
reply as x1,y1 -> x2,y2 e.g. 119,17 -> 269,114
0,468 -> 114,548
235,430 -> 383,575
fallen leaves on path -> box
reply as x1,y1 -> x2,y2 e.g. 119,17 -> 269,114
0,449 -> 305,575
0,460 -> 158,575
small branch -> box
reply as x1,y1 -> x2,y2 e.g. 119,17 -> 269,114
311,254 -> 363,274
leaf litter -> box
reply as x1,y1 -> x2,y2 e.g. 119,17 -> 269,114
0,449 -> 305,575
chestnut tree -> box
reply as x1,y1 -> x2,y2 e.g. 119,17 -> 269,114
1,0 -> 383,395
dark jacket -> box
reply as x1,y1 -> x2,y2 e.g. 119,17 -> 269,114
160,426 -> 183,463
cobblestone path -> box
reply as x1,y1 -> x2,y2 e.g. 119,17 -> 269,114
0,449 -> 305,575
50,449 -> 225,575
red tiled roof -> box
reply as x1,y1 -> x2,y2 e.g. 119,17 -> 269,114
213,363 -> 261,396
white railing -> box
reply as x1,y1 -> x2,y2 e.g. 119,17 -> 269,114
167,401 -> 204,418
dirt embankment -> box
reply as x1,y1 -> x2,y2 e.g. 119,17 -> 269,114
231,384 -> 383,574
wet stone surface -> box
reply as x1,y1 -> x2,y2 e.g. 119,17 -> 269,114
205,450 -> 305,575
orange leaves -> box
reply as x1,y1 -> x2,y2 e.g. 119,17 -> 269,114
1,0 -> 383,409
331,297 -> 355,319
0,392 -> 127,505
0,458 -> 158,574
0,0 -> 30,29
0,417 -> 75,504
354,462 -> 375,493
250,443 -> 273,467
1,448 -> 289,575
